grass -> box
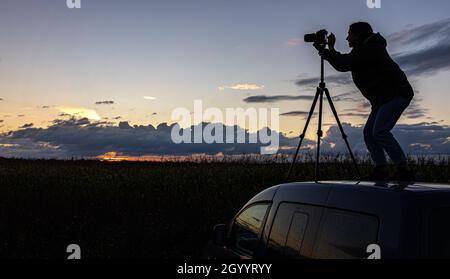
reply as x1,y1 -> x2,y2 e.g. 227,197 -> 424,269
0,156 -> 448,258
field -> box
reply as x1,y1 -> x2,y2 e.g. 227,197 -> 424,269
0,156 -> 448,258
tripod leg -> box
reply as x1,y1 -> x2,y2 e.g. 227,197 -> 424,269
286,87 -> 321,182
324,88 -> 361,179
315,88 -> 324,182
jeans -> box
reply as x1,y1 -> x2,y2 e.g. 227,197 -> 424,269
363,96 -> 411,167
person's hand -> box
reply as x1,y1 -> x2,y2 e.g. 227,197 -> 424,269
327,33 -> 336,50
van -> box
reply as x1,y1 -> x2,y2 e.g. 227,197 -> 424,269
207,181 -> 450,259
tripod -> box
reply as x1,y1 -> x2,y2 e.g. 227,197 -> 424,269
286,55 -> 360,182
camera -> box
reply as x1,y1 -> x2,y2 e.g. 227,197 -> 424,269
304,29 -> 328,51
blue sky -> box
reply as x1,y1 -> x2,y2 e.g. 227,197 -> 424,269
0,0 -> 449,158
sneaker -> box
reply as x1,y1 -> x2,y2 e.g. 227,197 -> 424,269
360,165 -> 389,181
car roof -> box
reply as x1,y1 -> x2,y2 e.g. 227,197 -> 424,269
320,180 -> 450,192
247,180 -> 450,208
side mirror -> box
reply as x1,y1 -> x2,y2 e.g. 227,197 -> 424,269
213,224 -> 227,246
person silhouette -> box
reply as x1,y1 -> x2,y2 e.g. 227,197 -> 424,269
320,22 -> 414,181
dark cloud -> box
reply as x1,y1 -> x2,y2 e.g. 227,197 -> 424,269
58,113 -> 71,117
387,18 -> 450,77
393,43 -> 450,77
19,123 -> 34,129
340,113 -> 369,118
0,117 -> 448,158
0,98 -> 3,101
296,74 -> 352,89
152,113 -> 158,115
95,101 -> 115,105
41,106 -> 50,109
332,91 -> 363,102
112,116 -> 122,120
0,117 -> 312,159
0,120 -> 3,123
17,115 -> 25,117
404,108 -> 427,119
322,122 -> 450,155
388,18 -> 450,49
280,111 -> 317,118
243,94 -> 314,103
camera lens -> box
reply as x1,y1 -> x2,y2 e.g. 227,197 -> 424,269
304,33 -> 317,43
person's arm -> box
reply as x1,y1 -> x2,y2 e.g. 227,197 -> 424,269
319,32 -> 365,72
321,49 -> 354,72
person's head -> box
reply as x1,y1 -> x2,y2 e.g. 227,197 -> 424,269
347,22 -> 373,48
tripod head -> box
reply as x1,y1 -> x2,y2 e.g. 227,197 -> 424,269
304,29 -> 332,87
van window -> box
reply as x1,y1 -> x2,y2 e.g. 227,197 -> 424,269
231,203 -> 270,256
284,212 -> 309,257
266,203 -> 322,258
429,207 -> 450,258
313,209 -> 379,259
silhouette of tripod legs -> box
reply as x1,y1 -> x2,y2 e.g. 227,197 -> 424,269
286,85 -> 360,182
323,88 -> 361,179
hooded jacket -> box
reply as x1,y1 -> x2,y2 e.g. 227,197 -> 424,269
322,33 -> 414,110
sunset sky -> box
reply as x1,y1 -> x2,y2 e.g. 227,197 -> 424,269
0,0 -> 449,158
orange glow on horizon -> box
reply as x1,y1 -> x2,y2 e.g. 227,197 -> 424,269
96,151 -> 227,162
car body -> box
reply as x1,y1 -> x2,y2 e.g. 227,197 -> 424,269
207,181 -> 450,259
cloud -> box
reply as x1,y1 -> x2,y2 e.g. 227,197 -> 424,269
296,74 -> 352,89
143,96 -> 156,100
17,115 -> 25,117
58,107 -> 101,121
287,38 -> 302,46
385,18 -> 450,77
243,94 -> 314,103
95,101 -> 114,105
388,18 -> 450,49
112,116 -> 122,120
321,122 -> 450,154
0,144 -> 19,148
41,106 -> 50,109
393,43 -> 450,77
1,117 -> 447,159
242,90 -> 364,107
403,98 -> 428,119
0,120 -> 3,123
332,91 -> 363,102
280,111 -> 317,118
0,117 -> 311,159
0,98 -> 3,101
340,112 -> 370,118
219,84 -> 265,91
19,123 -> 34,129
